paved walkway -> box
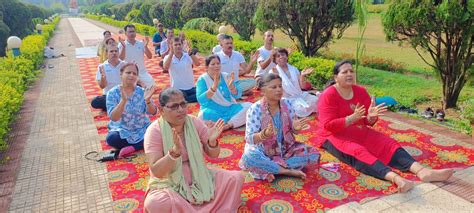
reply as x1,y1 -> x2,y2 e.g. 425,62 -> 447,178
1,17 -> 472,212
3,17 -> 113,212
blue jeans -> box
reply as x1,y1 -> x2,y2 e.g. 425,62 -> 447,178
181,87 -> 197,103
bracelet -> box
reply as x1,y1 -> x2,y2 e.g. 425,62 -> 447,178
260,131 -> 268,140
168,150 -> 180,160
209,87 -> 216,93
207,140 -> 219,149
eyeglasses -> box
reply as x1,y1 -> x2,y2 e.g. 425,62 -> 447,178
164,101 -> 188,110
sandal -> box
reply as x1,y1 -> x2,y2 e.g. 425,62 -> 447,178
435,109 -> 445,122
422,107 -> 434,119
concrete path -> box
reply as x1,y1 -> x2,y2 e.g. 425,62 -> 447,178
4,17 -> 113,212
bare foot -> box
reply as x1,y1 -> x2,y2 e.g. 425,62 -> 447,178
287,169 -> 307,179
418,168 -> 454,182
393,175 -> 414,193
266,174 -> 275,183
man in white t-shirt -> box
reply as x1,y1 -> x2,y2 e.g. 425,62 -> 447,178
159,28 -> 175,73
159,28 -> 174,58
255,31 -> 277,86
118,24 -> 154,88
91,44 -> 124,111
211,33 -> 225,54
163,37 -> 200,103
216,35 -> 258,95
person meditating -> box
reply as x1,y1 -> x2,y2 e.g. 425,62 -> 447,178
272,48 -> 319,117
106,63 -> 157,158
163,37 -> 200,103
196,55 -> 251,130
239,73 -> 320,182
91,44 -> 124,111
316,60 -> 454,193
143,88 -> 244,213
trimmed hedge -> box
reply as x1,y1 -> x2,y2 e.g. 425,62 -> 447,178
0,16 -> 60,151
288,51 -> 335,89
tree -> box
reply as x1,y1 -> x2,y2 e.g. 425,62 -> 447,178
254,0 -> 354,56
149,2 -> 165,24
162,0 -> 184,28
0,11 -> 11,57
383,0 -> 474,109
220,0 -> 258,41
0,0 -> 33,38
138,3 -> 152,25
109,3 -> 134,21
180,0 -> 225,22
125,9 -> 141,23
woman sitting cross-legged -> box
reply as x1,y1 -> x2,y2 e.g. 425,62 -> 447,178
106,63 -> 157,158
239,73 -> 320,182
271,48 -> 319,117
143,88 -> 244,213
196,55 -> 251,130
316,60 -> 454,193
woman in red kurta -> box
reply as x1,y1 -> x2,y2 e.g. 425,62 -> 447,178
316,60 -> 454,193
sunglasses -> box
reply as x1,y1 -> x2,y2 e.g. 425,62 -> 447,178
164,101 -> 188,110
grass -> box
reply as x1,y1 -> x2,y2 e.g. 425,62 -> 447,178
251,13 -> 472,135
358,66 -> 474,135
252,14 -> 433,75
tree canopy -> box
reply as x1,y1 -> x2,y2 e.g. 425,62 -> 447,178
383,0 -> 474,108
254,0 -> 354,56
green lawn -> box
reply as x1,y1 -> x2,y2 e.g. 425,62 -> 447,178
358,66 -> 474,135
253,14 -> 433,74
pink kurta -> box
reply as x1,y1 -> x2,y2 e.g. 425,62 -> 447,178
316,85 -> 401,165
144,116 -> 244,213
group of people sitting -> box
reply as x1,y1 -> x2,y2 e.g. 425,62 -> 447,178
92,24 -> 454,212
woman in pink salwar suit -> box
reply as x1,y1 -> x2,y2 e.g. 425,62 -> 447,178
143,88 -> 244,213
316,60 -> 454,193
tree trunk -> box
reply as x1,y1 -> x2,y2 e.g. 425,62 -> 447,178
441,71 -> 465,109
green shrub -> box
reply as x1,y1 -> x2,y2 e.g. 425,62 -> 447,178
0,16 -> 60,152
0,83 -> 23,151
183,18 -> 218,34
0,57 -> 35,84
19,35 -> 46,68
289,51 -> 335,89
367,4 -> 389,13
460,98 -> 474,124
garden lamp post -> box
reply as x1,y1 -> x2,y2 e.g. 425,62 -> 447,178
153,18 -> 159,25
7,36 -> 22,57
36,24 -> 43,34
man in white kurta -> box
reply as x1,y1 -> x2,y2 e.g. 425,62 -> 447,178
118,24 -> 155,88
255,31 -> 277,86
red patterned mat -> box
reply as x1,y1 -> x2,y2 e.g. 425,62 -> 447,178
78,44 -> 474,213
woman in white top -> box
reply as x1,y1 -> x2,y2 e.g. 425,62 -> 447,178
271,48 -> 319,117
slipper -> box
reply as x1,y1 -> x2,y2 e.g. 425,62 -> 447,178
422,107 -> 434,119
435,109 -> 445,121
